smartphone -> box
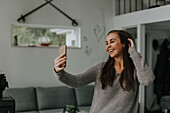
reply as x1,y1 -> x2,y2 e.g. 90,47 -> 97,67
59,45 -> 67,67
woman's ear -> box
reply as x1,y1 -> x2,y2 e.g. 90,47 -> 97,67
128,43 -> 131,48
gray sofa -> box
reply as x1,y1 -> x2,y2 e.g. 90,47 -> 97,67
3,85 -> 94,113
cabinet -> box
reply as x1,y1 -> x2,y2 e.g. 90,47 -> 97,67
0,96 -> 15,113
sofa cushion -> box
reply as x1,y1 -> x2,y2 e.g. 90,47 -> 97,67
78,106 -> 91,112
75,85 -> 94,106
38,108 -> 63,113
3,87 -> 37,112
17,111 -> 38,113
36,86 -> 76,110
39,108 -> 89,113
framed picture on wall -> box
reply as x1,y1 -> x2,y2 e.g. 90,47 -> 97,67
11,23 -> 81,48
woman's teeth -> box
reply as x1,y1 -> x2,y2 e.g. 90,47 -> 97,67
109,49 -> 114,52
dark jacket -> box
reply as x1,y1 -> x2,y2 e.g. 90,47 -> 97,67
154,39 -> 170,103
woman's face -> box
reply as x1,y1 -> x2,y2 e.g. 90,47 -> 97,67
106,33 -> 125,58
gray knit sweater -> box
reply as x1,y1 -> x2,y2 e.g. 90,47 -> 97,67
54,46 -> 155,113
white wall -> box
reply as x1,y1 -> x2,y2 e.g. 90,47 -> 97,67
0,0 -> 113,88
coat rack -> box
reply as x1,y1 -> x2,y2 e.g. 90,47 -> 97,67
17,0 -> 78,26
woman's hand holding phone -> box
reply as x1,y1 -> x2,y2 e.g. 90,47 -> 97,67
54,53 -> 67,73
54,45 -> 67,73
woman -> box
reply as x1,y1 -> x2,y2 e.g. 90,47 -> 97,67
54,30 -> 155,113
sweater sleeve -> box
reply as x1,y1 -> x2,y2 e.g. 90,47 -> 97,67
54,62 -> 103,88
128,46 -> 155,86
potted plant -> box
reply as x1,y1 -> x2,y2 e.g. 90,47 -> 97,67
63,105 -> 80,113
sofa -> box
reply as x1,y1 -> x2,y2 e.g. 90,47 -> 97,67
3,85 -> 94,113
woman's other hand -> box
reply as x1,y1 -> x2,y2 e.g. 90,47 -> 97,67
127,38 -> 135,48
54,53 -> 67,73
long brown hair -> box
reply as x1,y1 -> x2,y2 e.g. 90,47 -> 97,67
100,30 -> 135,91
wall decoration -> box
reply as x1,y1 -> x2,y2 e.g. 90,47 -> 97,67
85,45 -> 92,56
92,8 -> 106,42
93,25 -> 105,42
83,36 -> 92,56
11,23 -> 81,48
17,0 -> 78,26
83,36 -> 88,42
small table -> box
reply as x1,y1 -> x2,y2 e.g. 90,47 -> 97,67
0,96 -> 15,113
161,95 -> 170,113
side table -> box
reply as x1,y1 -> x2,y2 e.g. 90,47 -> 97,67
0,96 -> 15,113
161,95 -> 170,113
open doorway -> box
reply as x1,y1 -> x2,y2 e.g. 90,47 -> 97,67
124,23 -> 170,113
145,20 -> 170,113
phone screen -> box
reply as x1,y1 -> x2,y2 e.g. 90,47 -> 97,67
59,45 -> 67,67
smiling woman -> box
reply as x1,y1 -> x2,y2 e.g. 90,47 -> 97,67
54,30 -> 155,113
11,23 -> 81,48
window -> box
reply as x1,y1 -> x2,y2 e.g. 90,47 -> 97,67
11,23 -> 81,48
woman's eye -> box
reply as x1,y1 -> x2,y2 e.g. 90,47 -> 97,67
111,41 -> 115,43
